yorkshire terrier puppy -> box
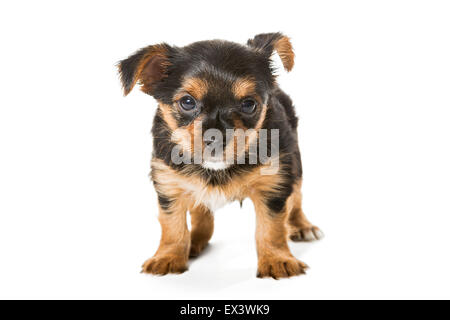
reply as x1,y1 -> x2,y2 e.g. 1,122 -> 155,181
118,33 -> 323,279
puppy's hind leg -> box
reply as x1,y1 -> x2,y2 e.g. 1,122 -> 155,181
189,205 -> 214,258
287,180 -> 324,242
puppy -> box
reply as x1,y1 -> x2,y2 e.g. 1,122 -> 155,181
118,33 -> 323,279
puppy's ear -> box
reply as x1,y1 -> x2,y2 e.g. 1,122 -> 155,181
247,33 -> 295,72
118,44 -> 172,96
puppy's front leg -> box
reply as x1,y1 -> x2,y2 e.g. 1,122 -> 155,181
189,205 -> 214,258
253,199 -> 308,279
142,203 -> 190,275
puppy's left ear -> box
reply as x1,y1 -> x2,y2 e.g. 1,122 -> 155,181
247,32 -> 295,72
118,43 -> 172,96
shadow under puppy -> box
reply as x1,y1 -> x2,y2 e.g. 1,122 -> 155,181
118,33 -> 323,279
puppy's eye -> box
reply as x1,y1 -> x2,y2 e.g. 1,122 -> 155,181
241,99 -> 257,114
179,95 -> 197,111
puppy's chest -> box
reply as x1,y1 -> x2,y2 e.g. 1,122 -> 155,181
178,181 -> 238,212
198,189 -> 230,212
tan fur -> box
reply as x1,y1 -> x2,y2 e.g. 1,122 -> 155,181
254,104 -> 267,131
151,158 -> 284,211
141,204 -> 190,274
286,180 -> 323,242
189,204 -> 214,257
232,113 -> 246,130
157,101 -> 205,156
274,37 -> 295,72
251,195 -> 308,279
174,77 -> 209,101
158,103 -> 178,132
120,44 -> 170,96
170,115 -> 204,156
232,76 -> 256,99
224,104 -> 267,162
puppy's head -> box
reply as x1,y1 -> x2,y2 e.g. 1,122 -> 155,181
118,33 -> 294,170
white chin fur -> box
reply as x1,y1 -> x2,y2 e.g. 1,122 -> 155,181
202,161 -> 230,171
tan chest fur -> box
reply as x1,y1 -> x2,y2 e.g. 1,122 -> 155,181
174,179 -> 233,212
151,159 -> 285,213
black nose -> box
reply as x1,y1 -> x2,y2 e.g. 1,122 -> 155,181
203,107 -> 233,132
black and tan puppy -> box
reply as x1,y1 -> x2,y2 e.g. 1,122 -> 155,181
118,33 -> 323,279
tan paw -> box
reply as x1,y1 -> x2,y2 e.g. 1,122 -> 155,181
290,225 -> 324,242
257,255 -> 308,279
189,242 -> 208,258
141,254 -> 188,275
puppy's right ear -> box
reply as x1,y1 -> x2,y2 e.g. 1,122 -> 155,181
118,44 -> 172,96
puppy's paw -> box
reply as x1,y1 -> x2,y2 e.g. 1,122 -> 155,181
290,225 -> 324,242
141,254 -> 188,275
189,242 -> 208,258
257,255 -> 308,279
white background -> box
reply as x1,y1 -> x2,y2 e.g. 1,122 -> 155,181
0,0 -> 449,299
